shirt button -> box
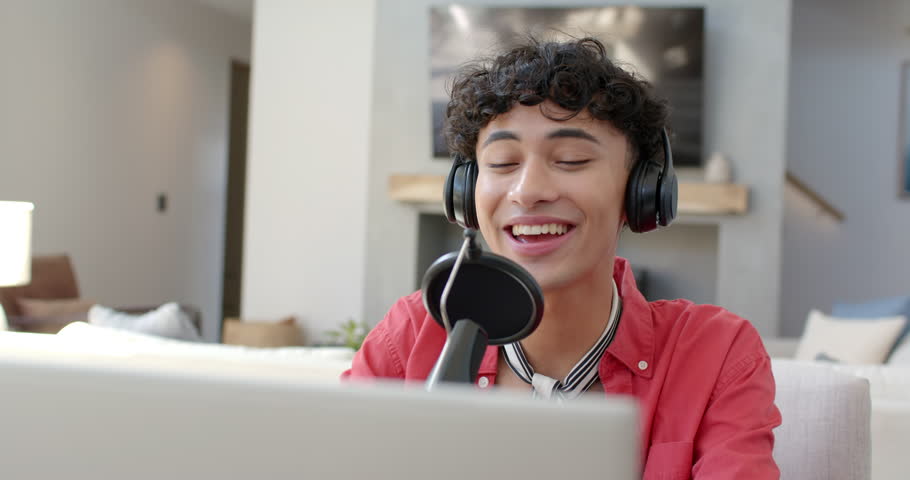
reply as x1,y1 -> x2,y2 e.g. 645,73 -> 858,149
638,360 -> 649,371
478,376 -> 490,388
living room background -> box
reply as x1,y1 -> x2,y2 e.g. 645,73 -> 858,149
0,0 -> 252,340
2,0 -> 908,343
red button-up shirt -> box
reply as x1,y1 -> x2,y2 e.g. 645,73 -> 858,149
343,257 -> 781,479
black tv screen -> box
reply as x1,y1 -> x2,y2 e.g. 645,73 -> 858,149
430,6 -> 705,167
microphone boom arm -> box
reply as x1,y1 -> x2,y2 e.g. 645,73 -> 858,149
425,318 -> 488,390
439,229 -> 481,334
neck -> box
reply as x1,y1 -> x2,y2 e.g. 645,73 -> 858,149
520,255 -> 617,380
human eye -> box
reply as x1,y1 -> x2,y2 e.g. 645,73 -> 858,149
487,161 -> 519,169
556,158 -> 592,168
552,146 -> 594,168
483,154 -> 520,170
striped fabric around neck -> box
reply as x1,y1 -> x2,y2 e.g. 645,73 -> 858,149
501,280 -> 622,401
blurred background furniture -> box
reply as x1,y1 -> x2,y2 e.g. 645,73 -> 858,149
222,316 -> 303,347
772,359 -> 871,480
766,311 -> 910,480
0,254 -> 79,322
0,254 -> 202,335
765,344 -> 910,479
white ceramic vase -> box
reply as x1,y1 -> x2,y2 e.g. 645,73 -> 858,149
704,152 -> 732,183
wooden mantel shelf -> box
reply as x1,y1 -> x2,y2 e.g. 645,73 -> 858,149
388,174 -> 749,216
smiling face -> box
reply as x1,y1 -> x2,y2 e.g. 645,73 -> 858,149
474,101 -> 631,291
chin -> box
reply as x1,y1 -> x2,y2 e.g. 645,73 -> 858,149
487,244 -> 568,288
522,264 -> 580,292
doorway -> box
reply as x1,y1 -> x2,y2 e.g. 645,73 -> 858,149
220,61 -> 250,340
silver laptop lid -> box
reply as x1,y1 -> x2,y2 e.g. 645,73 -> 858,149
0,354 -> 640,480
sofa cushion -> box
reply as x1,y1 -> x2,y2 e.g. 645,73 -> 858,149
794,309 -> 906,364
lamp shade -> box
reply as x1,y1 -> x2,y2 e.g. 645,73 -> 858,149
0,201 -> 34,287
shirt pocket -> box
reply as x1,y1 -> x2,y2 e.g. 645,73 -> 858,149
642,441 -> 694,480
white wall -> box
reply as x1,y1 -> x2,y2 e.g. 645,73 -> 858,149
241,1 -> 376,341
0,0 -> 251,340
364,0 -> 792,336
780,0 -> 910,336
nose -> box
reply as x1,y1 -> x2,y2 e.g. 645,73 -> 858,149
507,158 -> 559,209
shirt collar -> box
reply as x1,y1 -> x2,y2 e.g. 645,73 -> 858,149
499,279 -> 622,398
605,256 -> 655,379
476,256 -> 654,379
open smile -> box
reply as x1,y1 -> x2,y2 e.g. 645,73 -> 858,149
503,218 -> 577,257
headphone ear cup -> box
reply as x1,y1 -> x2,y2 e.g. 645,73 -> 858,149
443,160 -> 459,225
626,128 -> 676,233
462,161 -> 479,230
446,159 -> 479,229
656,127 -> 677,227
658,172 -> 678,227
625,159 -> 660,233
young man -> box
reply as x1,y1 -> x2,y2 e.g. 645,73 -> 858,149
344,38 -> 780,479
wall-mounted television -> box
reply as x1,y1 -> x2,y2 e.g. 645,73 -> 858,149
430,6 -> 705,167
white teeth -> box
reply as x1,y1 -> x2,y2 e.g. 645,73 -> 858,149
511,223 -> 570,236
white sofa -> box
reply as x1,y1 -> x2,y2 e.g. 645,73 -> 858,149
772,360 -> 870,479
765,337 -> 910,480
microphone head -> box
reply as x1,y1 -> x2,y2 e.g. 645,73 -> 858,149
421,250 -> 544,345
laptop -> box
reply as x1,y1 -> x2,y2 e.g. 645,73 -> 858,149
0,349 -> 640,479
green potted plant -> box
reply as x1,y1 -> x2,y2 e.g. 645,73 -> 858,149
324,318 -> 370,351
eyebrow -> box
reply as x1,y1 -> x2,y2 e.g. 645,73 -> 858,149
547,128 -> 600,144
481,130 -> 520,148
480,127 -> 600,149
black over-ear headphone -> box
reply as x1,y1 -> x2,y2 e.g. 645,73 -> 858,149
443,128 -> 677,234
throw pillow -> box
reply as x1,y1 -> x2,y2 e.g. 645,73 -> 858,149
795,309 -> 907,364
832,296 -> 910,358
88,302 -> 201,341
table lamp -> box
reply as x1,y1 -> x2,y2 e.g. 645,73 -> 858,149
0,201 -> 34,331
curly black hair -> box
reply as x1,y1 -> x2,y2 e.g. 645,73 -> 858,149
444,37 -> 669,167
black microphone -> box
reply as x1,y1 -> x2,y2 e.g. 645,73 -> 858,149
422,229 -> 544,390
